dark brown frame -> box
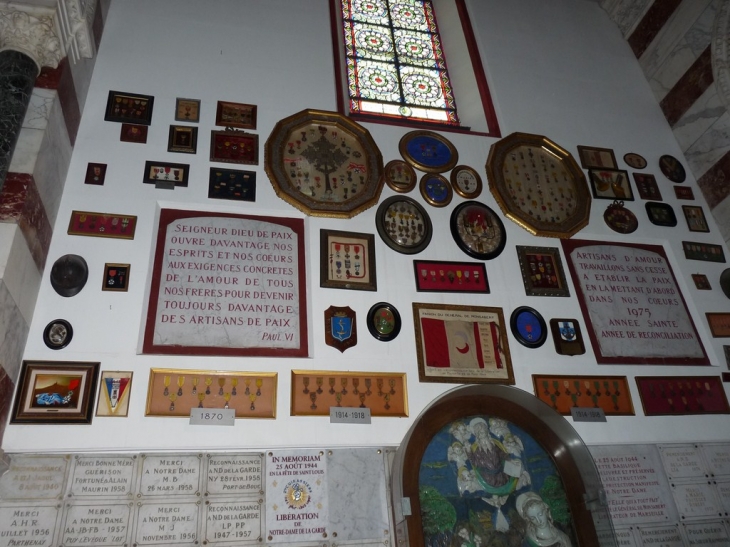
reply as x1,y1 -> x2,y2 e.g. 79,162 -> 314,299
319,229 -> 377,291
215,100 -> 257,129
576,145 -> 617,169
142,161 -> 190,187
104,90 -> 154,125
682,205 -> 710,233
174,97 -> 200,122
516,245 -> 570,297
167,125 -> 198,154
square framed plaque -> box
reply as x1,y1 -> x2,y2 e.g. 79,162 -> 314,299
576,145 -> 617,169
707,313 -> 730,337
674,186 -> 695,200
96,371 -> 133,417
174,98 -> 200,122
210,129 -> 258,165
413,303 -> 514,385
633,173 -> 662,201
208,168 -> 256,202
167,125 -> 198,154
588,169 -> 634,200
142,161 -> 189,187
84,163 -> 107,185
516,246 -> 570,297
216,100 -> 257,129
320,229 -> 376,291
102,263 -> 130,292
104,90 -> 154,125
413,260 -> 489,293
120,123 -> 147,143
11,361 -> 100,424
549,318 -> 586,355
692,273 -> 712,290
683,205 -> 709,233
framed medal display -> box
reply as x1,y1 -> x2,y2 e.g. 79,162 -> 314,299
450,201 -> 506,260
376,196 -> 433,254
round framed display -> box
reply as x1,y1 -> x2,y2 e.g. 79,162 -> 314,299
720,269 -> 730,299
367,302 -> 401,342
450,201 -> 506,260
604,201 -> 638,234
510,306 -> 547,348
399,130 -> 459,173
383,159 -> 417,193
419,173 -> 453,207
659,154 -> 686,183
450,165 -> 482,199
376,195 -> 433,254
43,319 -> 73,350
624,152 -> 647,169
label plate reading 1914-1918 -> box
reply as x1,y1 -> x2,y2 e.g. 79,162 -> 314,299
329,407 -> 371,424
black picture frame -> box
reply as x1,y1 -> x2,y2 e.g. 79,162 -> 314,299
167,125 -> 198,154
142,161 -> 190,188
510,306 -> 547,349
208,168 -> 256,202
659,154 -> 686,183
367,302 -> 401,342
43,319 -> 73,350
375,196 -> 432,255
450,201 -> 506,260
645,201 -> 677,227
104,90 -> 154,125
588,169 -> 634,200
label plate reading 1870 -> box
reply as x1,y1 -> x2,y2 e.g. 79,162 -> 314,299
329,407 -> 371,424
190,408 -> 235,426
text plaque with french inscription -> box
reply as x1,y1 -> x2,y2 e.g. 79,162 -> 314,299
683,521 -> 730,546
637,525 -> 684,546
671,482 -> 723,519
69,455 -> 136,497
135,501 -> 200,546
0,455 -> 68,500
61,501 -> 132,546
701,443 -> 730,477
206,454 -> 263,497
0,505 -> 59,547
203,501 -> 262,545
139,454 -> 202,497
660,444 -> 709,480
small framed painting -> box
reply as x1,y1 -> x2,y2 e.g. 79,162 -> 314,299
175,98 -> 200,122
682,205 -> 709,232
102,263 -> 130,292
210,130 -> 258,165
167,125 -> 198,154
320,229 -> 377,291
84,163 -> 107,186
142,161 -> 189,187
11,361 -> 100,424
674,186 -> 694,200
588,169 -> 633,200
96,371 -> 133,417
215,100 -> 257,129
692,273 -> 711,290
104,90 -> 154,125
120,123 -> 148,143
633,173 -> 662,200
576,145 -> 617,169
516,246 -> 570,297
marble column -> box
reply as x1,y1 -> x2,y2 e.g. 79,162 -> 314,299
0,50 -> 38,190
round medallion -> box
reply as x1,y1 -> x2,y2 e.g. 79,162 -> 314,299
659,154 -> 686,183
419,174 -> 452,207
604,201 -> 638,234
450,165 -> 483,199
50,254 -> 89,297
43,319 -> 73,350
383,159 -> 417,193
450,201 -> 506,260
399,130 -> 458,173
376,196 -> 432,254
367,302 -> 401,342
623,152 -> 647,169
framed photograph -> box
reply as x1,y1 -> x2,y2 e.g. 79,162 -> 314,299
11,361 -> 100,424
96,371 -> 133,417
210,129 -> 258,165
412,303 -> 514,384
450,200 -> 506,260
682,241 -> 726,263
692,273 -> 711,290
175,97 -> 200,122
549,318 -> 586,355
399,130 -> 458,173
43,319 -> 73,350
68,210 -> 137,239
636,376 -> 729,415
588,169 -> 634,200
320,229 -> 376,291
674,186 -> 695,200
516,245 -> 570,297
659,154 -> 686,183
633,173 -> 662,200
367,302 -> 401,342
510,306 -> 547,348
376,195 -> 432,254
383,159 -> 417,193
450,165 -> 482,199
533,375 -> 633,415
145,368 -> 277,418
577,145 -> 617,169
419,173 -> 452,207
215,100 -> 257,129
623,152 -> 647,169
142,161 -> 189,188
120,123 -> 147,143
707,313 -> 730,337
102,263 -> 130,292
208,167 -> 256,202
413,259 -> 489,293
682,205 -> 709,232
84,163 -> 107,186
167,125 -> 198,154
104,90 -> 154,125
645,201 -> 676,227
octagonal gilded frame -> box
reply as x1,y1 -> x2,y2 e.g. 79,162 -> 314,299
487,132 -> 591,238
264,109 -> 384,218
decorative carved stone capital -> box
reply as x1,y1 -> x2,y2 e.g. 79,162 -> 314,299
599,0 -> 654,38
712,0 -> 730,110
57,0 -> 97,63
0,3 -> 62,71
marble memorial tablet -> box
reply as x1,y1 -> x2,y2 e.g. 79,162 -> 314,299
701,443 -> 730,477
134,501 -> 200,546
660,444 -> 709,480
683,521 -> 730,546
0,505 -> 60,547
637,525 -> 684,546
205,454 -> 263,496
671,482 -> 723,519
61,501 -> 132,546
203,501 -> 262,544
0,455 -> 69,500
68,455 -> 136,497
138,454 -> 202,497
712,479 -> 730,515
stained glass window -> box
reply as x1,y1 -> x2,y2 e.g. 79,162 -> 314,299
341,0 -> 459,125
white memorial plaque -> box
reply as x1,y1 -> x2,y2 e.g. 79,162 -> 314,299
671,482 -> 723,519
713,479 -> 730,515
591,444 -> 678,525
265,450 -> 328,542
601,527 -> 639,547
0,505 -> 59,547
139,454 -> 202,497
68,455 -> 136,497
637,525 -> 684,546
134,501 -> 199,546
0,455 -> 68,500
683,521 -> 730,546
659,444 -> 709,480
60,501 -> 132,546
206,454 -> 263,496
701,443 -> 730,477
203,501 -> 262,545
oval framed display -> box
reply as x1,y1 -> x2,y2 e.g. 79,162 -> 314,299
419,173 -> 453,207
399,130 -> 459,173
623,152 -> 647,169
43,319 -> 73,350
367,302 -> 401,342
604,201 -> 638,234
383,159 -> 417,193
659,154 -> 686,183
450,165 -> 482,199
510,306 -> 547,348
450,201 -> 506,260
376,195 -> 433,254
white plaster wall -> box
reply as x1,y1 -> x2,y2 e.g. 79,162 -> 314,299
5,0 -> 730,453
